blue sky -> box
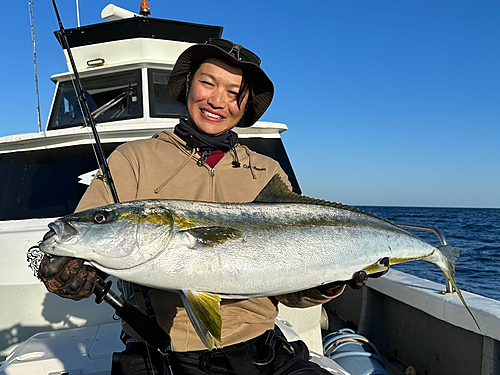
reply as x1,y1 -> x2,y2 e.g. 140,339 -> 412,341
0,0 -> 498,208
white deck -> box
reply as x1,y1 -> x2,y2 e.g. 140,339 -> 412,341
0,320 -> 350,375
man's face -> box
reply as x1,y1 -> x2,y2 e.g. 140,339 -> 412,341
186,58 -> 248,136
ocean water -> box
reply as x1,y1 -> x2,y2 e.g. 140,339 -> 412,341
356,206 -> 500,302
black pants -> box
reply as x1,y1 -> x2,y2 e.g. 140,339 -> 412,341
111,328 -> 331,375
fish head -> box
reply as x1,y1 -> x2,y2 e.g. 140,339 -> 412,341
39,201 -> 175,269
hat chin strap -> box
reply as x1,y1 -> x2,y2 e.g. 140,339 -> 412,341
236,107 -> 247,127
185,73 -> 191,103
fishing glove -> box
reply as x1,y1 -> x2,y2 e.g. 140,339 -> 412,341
317,257 -> 390,296
39,254 -> 100,301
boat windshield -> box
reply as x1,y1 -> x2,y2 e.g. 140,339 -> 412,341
47,70 -> 142,130
149,69 -> 188,118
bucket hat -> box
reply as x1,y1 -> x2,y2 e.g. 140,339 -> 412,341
168,38 -> 274,127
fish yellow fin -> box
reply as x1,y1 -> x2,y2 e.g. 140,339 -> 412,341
434,245 -> 481,332
182,227 -> 242,247
362,257 -> 391,275
442,269 -> 480,331
181,290 -> 222,350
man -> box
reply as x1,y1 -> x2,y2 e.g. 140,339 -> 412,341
40,38 -> 375,374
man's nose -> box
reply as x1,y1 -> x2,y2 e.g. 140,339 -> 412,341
207,88 -> 225,109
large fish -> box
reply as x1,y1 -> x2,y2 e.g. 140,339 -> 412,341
38,175 -> 479,348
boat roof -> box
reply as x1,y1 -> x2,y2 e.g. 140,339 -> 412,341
55,17 -> 223,74
57,17 -> 223,48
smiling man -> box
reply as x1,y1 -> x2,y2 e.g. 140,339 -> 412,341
186,58 -> 249,136
39,38 -> 350,375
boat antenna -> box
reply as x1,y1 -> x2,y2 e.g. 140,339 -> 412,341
28,1 -> 42,132
76,0 -> 81,27
51,0 -> 119,203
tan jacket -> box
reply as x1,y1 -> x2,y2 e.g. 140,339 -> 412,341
76,131 -> 341,351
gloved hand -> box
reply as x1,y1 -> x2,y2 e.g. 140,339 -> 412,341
317,257 -> 390,296
38,254 -> 101,301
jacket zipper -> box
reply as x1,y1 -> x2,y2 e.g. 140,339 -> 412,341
209,166 -> 216,201
206,151 -> 234,202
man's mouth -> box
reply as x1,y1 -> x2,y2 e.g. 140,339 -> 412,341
201,109 -> 224,120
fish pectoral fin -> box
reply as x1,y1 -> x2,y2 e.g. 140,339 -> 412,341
181,290 -> 222,350
182,227 -> 242,247
362,257 -> 391,276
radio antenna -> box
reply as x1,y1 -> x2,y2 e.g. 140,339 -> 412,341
29,1 -> 42,132
76,0 -> 81,27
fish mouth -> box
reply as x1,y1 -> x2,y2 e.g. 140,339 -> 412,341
42,226 -> 57,242
41,220 -> 79,247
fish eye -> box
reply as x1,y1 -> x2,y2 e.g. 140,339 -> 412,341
93,212 -> 108,224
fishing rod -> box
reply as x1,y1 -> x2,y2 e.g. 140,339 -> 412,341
51,0 -> 118,203
50,0 -> 171,354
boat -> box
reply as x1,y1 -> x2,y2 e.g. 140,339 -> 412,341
1,3 -> 499,375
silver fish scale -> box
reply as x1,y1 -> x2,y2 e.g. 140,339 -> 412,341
85,200 -> 437,298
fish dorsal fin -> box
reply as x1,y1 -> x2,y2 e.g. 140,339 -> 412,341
253,174 -> 303,203
254,175 -> 394,224
254,175 -> 360,210
254,174 -> 350,208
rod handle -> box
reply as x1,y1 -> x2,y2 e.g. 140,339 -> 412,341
93,279 -> 172,354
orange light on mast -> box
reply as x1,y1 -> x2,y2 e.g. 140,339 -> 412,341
140,0 -> 151,17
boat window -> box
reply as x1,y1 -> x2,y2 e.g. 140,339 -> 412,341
149,69 -> 188,118
47,70 -> 142,130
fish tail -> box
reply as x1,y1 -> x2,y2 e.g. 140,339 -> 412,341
437,244 -> 460,274
442,269 -> 481,332
435,245 -> 481,332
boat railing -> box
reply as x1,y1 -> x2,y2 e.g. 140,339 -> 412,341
395,223 -> 454,293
